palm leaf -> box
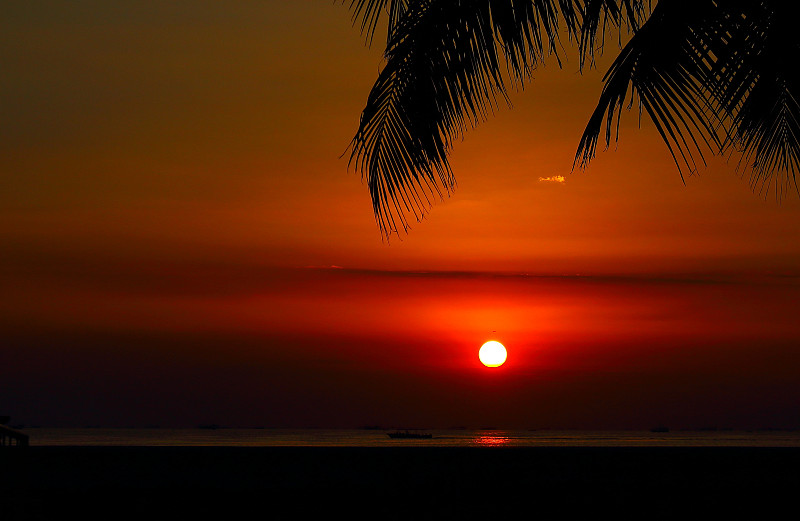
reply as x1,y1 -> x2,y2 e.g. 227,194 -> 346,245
720,2 -> 800,196
347,1 -> 800,236
348,0 -> 578,236
575,0 -> 724,176
577,0 -> 649,68
577,0 -> 799,196
347,0 -> 410,45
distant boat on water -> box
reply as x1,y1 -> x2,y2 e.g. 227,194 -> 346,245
650,426 -> 670,433
387,430 -> 433,439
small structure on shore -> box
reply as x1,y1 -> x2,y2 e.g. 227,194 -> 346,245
0,417 -> 29,448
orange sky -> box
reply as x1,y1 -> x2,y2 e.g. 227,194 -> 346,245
2,1 -> 799,428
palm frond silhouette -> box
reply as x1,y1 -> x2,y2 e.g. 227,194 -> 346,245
346,1 -> 800,236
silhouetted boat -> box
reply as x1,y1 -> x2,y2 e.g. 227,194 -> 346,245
387,430 -> 433,439
650,426 -> 670,433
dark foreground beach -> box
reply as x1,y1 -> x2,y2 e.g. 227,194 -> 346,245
4,447 -> 799,519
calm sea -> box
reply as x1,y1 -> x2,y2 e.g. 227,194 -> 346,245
22,428 -> 800,447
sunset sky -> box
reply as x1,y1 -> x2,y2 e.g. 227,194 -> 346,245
3,1 -> 800,429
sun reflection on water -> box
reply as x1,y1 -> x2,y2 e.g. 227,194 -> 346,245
474,433 -> 510,447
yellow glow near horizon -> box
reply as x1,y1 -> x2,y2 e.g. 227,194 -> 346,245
479,341 -> 507,367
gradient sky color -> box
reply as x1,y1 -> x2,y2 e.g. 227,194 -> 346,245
3,1 -> 799,429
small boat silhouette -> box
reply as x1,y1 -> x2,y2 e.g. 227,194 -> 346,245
387,430 -> 433,439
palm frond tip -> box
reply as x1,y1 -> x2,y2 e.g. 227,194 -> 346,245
346,0 -> 800,236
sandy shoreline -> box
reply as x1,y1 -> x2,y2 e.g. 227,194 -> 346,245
5,446 -> 800,518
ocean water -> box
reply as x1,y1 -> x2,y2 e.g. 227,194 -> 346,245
22,428 -> 800,447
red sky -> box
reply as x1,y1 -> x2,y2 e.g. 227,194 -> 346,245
2,1 -> 799,429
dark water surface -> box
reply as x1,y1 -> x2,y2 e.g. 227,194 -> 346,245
24,427 -> 800,447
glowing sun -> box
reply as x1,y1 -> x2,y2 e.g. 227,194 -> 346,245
479,341 -> 507,367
